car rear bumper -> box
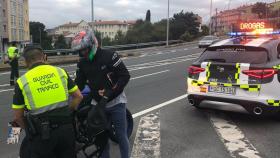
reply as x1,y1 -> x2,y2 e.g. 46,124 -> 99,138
188,94 -> 280,115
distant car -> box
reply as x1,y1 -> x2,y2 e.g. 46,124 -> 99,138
187,35 -> 280,115
198,36 -> 219,48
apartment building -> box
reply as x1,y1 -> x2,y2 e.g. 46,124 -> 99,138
1,0 -> 30,50
211,1 -> 280,35
211,5 -> 259,35
89,20 -> 136,39
50,20 -> 136,40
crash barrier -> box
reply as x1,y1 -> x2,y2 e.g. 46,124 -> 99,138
43,40 -> 184,56
0,40 -> 197,67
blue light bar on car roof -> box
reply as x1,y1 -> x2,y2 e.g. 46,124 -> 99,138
228,29 -> 280,36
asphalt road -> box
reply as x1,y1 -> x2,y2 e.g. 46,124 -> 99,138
0,44 -> 280,158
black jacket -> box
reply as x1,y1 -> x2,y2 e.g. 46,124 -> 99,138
75,48 -> 130,102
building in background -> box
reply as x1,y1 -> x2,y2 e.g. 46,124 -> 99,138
48,20 -> 136,44
1,0 -> 30,51
89,20 -> 136,39
210,5 -> 258,35
194,14 -> 202,32
211,1 -> 280,35
55,20 -> 90,35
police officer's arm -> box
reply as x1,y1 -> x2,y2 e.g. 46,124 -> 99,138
66,72 -> 83,110
12,83 -> 25,128
106,52 -> 130,100
75,61 -> 87,91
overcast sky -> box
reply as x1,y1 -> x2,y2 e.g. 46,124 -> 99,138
29,0 -> 273,29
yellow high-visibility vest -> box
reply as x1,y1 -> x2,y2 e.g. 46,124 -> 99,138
7,46 -> 19,59
14,65 -> 71,115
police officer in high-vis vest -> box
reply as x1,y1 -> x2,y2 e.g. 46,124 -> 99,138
7,42 -> 20,86
12,45 -> 83,158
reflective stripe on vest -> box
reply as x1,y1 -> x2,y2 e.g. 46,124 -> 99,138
8,46 -> 18,58
17,65 -> 69,115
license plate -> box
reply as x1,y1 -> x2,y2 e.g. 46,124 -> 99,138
208,86 -> 236,95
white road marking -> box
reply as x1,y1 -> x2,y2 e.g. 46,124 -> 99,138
132,94 -> 188,118
131,113 -> 160,158
131,70 -> 169,80
0,84 -> 10,87
127,54 -> 200,72
0,89 -> 13,93
66,54 -> 199,74
0,70 -> 27,76
0,72 -> 10,75
208,112 -> 261,158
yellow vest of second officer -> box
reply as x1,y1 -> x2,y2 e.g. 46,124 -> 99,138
8,46 -> 19,59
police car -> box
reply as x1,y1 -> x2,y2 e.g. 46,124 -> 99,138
187,23 -> 280,115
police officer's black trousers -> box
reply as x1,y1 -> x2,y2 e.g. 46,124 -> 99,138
9,59 -> 19,83
20,124 -> 76,158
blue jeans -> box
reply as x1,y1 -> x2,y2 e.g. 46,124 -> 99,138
101,103 -> 130,158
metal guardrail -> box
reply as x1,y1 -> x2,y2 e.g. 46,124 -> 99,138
43,40 -> 183,56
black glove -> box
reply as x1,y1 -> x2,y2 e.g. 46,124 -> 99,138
102,89 -> 113,102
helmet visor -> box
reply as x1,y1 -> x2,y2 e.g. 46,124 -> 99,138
78,48 -> 90,57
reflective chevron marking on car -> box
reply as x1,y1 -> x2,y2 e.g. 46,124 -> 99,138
267,100 -> 280,106
190,80 -> 261,92
273,64 -> 280,69
206,62 -> 211,81
235,63 -> 241,84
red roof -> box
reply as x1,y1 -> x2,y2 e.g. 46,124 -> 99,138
89,20 -> 136,25
60,22 -> 79,27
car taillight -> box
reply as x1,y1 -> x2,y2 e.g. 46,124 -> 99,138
188,66 -> 205,74
242,69 -> 277,79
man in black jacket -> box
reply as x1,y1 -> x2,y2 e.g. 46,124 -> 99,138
72,30 -> 130,158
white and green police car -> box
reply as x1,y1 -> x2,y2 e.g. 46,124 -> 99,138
187,32 -> 280,115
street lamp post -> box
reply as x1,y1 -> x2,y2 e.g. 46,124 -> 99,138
39,28 -> 41,45
166,0 -> 170,46
209,0 -> 213,35
91,0 -> 94,30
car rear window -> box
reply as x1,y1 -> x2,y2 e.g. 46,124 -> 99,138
199,47 -> 268,64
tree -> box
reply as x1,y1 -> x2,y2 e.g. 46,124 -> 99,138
54,35 -> 67,49
29,21 -> 53,49
180,31 -> 194,42
252,2 -> 269,19
146,10 -> 151,23
126,19 -> 154,43
102,36 -> 112,46
114,30 -> 126,45
152,19 -> 167,41
94,30 -> 102,46
169,11 -> 200,40
201,25 -> 209,36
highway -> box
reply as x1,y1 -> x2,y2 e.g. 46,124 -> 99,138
1,44 -> 280,158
